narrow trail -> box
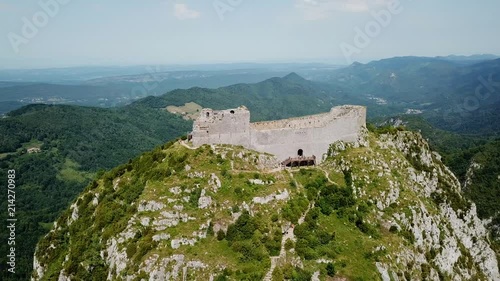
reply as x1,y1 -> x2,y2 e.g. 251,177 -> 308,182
231,167 -> 284,174
318,167 -> 335,184
263,171 -> 314,281
311,271 -> 320,281
179,140 -> 197,150
298,201 -> 314,225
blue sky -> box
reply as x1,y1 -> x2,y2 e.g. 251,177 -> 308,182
1,0 -> 499,68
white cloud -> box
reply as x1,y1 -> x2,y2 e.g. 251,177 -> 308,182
173,3 -> 200,20
296,0 -> 391,20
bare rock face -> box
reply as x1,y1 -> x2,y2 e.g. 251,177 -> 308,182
328,132 -> 499,280
138,200 -> 165,212
208,173 -> 221,191
32,252 -> 45,280
198,189 -> 212,209
252,189 -> 289,204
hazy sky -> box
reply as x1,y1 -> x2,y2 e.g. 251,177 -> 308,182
1,0 -> 499,68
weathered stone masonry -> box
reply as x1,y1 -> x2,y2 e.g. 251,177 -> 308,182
191,105 -> 366,164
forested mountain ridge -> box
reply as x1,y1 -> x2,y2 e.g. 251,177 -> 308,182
326,57 -> 500,134
132,71 -> 362,122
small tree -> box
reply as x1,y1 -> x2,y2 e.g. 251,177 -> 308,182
217,230 -> 226,241
272,267 -> 284,281
326,262 -> 336,277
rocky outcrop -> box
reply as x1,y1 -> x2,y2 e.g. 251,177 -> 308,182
328,131 -> 499,280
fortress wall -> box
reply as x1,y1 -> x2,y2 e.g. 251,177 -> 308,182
249,106 -> 366,162
251,112 -> 332,130
191,107 -> 250,147
250,105 -> 363,130
191,105 -> 366,164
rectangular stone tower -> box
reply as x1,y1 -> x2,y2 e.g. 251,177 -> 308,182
191,106 -> 251,148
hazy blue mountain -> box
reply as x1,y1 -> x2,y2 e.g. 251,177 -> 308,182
436,54 -> 499,65
0,64 -> 341,115
132,72 -> 367,122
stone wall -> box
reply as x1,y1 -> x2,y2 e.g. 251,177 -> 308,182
192,106 -> 251,148
191,105 -> 366,163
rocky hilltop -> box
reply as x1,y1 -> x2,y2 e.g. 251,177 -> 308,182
32,130 -> 499,280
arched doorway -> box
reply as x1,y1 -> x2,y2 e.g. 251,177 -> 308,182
298,149 -> 303,157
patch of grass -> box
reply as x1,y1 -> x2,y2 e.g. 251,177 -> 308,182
318,214 -> 380,280
57,158 -> 95,183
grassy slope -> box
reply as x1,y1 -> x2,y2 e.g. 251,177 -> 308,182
35,131 -> 488,280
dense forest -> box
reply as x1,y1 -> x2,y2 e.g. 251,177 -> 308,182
0,104 -> 190,280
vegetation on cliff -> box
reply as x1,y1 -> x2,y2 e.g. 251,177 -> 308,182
32,130 -> 499,280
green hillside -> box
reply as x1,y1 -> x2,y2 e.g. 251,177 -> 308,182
32,130 -> 499,280
0,104 -> 190,280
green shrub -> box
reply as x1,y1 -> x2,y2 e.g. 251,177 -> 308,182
326,262 -> 336,277
285,239 -> 295,251
217,230 -> 226,241
389,225 -> 399,233
272,267 -> 284,281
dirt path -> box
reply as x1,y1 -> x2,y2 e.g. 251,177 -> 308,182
231,167 -> 283,174
311,271 -> 320,281
263,193 -> 313,280
318,167 -> 335,184
179,140 -> 197,150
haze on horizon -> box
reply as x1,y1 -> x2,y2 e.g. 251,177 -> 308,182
1,0 -> 499,69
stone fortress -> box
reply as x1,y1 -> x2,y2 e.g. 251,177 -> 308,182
191,105 -> 366,166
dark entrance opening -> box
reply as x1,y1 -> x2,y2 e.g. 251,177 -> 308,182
281,155 -> 316,167
298,149 -> 303,157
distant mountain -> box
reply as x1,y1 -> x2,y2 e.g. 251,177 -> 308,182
282,72 -> 308,83
326,57 -> 500,134
0,63 -> 345,115
329,56 -> 459,102
133,72 -> 363,122
0,63 -> 343,83
436,54 -> 499,65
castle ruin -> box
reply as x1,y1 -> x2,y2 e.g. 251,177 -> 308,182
191,105 -> 366,165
